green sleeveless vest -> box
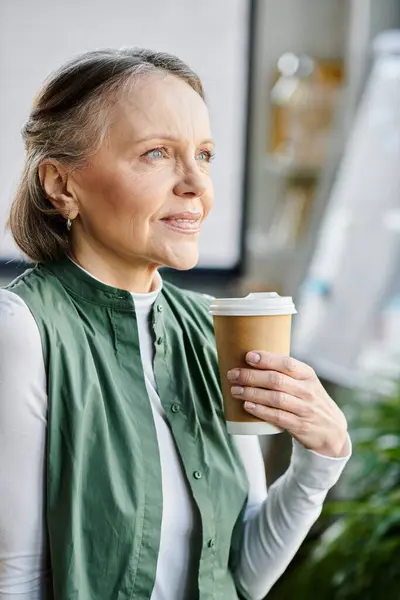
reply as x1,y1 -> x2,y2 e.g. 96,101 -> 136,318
6,259 -> 249,600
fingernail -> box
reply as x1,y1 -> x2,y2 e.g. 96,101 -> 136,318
231,386 -> 244,396
227,369 -> 240,380
247,352 -> 261,364
244,401 -> 257,410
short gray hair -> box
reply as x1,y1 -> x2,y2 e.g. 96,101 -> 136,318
8,48 -> 205,262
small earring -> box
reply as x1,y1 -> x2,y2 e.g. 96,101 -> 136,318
66,218 -> 72,231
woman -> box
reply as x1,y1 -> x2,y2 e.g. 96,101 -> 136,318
0,48 -> 350,600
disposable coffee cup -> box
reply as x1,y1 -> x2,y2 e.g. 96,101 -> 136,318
210,293 -> 297,435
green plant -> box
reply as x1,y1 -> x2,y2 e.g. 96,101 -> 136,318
269,385 -> 400,600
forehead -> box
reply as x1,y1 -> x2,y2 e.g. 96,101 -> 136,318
109,73 -> 211,143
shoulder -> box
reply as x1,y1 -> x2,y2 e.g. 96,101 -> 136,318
0,287 -> 38,325
6,263 -> 57,297
162,280 -> 214,315
5,264 -> 70,328
163,279 -> 212,301
0,288 -> 43,360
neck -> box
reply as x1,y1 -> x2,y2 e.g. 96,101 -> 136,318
69,242 -> 160,294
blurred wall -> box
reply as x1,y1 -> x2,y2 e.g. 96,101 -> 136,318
296,0 -> 400,305
346,0 -> 400,123
245,0 -> 348,296
245,0 -> 400,300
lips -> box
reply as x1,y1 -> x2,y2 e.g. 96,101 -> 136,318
160,212 -> 202,234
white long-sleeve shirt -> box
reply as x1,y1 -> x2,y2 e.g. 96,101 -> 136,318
0,273 -> 351,600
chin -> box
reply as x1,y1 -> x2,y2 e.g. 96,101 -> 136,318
163,249 -> 199,271
173,260 -> 198,271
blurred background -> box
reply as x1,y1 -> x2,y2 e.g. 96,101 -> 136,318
1,0 -> 400,597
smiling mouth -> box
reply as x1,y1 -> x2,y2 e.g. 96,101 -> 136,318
160,216 -> 202,234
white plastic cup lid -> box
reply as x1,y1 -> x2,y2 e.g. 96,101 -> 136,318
209,292 -> 297,317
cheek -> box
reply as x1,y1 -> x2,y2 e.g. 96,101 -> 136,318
203,182 -> 214,217
76,162 -> 168,221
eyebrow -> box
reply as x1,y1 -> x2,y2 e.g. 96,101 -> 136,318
135,134 -> 215,147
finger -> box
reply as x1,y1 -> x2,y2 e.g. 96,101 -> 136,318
231,386 -> 310,419
245,351 -> 316,381
243,400 -> 303,433
228,368 -> 306,400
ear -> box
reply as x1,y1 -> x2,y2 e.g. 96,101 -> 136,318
38,159 -> 79,220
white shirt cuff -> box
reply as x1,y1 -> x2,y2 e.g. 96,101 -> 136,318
289,434 -> 352,491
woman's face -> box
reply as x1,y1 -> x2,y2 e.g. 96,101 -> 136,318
69,74 -> 214,271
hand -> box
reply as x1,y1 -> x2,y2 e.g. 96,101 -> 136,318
227,351 -> 349,458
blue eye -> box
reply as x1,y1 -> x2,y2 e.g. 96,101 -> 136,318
196,150 -> 214,162
146,148 -> 164,160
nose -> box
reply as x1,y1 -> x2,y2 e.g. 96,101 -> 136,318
173,167 -> 207,199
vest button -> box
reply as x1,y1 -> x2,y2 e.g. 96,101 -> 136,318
193,470 -> 202,480
171,403 -> 180,413
207,538 -> 215,548
157,336 -> 164,345
157,304 -> 163,313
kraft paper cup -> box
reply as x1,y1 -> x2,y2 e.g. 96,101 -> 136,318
210,293 -> 297,435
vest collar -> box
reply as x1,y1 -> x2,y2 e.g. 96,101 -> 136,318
40,258 -> 163,311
